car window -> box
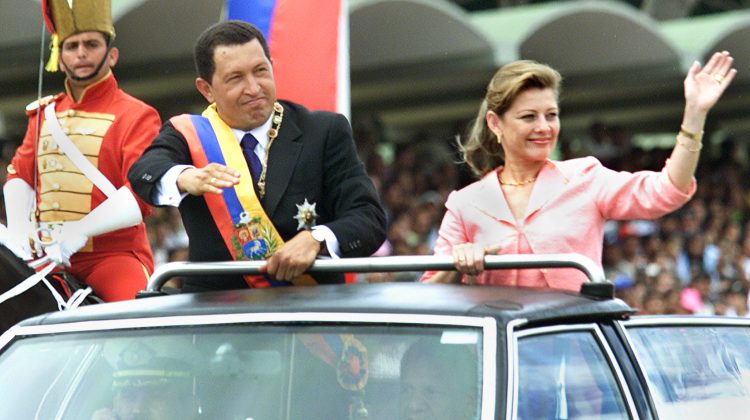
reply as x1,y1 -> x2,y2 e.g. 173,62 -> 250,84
626,324 -> 750,419
0,324 -> 483,420
516,330 -> 629,419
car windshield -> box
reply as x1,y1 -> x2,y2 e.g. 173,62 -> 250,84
0,324 -> 483,420
626,324 -> 750,420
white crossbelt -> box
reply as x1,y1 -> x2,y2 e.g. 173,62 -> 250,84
43,103 -> 117,198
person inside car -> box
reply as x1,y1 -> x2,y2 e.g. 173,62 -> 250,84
92,345 -> 195,420
399,337 -> 479,420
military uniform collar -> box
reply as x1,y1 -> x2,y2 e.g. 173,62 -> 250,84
64,70 -> 116,104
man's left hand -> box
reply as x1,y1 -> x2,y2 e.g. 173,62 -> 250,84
264,231 -> 321,281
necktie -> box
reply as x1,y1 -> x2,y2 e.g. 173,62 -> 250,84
240,133 -> 263,184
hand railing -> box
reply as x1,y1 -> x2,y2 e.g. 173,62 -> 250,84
144,253 -> 606,293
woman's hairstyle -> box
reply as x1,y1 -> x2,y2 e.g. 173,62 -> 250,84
459,60 -> 562,177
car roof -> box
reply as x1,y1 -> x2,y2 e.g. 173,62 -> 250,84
17,283 -> 634,330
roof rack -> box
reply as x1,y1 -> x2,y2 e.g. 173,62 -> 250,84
143,253 -> 608,296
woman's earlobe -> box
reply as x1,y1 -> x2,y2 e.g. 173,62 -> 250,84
486,111 -> 499,129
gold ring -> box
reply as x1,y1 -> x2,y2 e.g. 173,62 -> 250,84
713,74 -> 724,83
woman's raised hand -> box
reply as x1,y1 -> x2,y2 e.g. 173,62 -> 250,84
684,51 -> 737,113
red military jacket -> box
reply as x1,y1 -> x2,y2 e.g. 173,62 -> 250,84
7,72 -> 160,255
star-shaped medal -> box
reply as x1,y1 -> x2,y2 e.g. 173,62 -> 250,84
294,199 -> 319,231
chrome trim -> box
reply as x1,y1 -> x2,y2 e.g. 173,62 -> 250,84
480,316 -> 498,420
510,324 -> 638,420
3,312 -> 491,338
146,253 -> 606,291
505,318 -> 528,420
0,326 -> 18,349
592,326 -> 638,420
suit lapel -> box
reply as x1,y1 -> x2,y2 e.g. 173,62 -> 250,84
471,161 -> 566,224
525,160 -> 567,218
262,104 -> 303,218
470,171 -> 515,224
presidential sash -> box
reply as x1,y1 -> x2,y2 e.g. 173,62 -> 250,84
170,104 -> 315,287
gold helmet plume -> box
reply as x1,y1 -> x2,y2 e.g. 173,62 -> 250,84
41,0 -> 116,72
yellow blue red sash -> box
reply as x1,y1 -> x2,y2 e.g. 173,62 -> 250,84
170,104 -> 315,287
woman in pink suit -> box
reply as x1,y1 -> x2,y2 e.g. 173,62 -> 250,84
422,54 -> 736,291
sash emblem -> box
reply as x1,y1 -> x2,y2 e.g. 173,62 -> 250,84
231,211 -> 280,260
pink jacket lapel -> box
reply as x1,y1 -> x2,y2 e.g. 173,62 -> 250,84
525,160 -> 569,218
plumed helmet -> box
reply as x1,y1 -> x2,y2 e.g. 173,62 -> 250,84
41,0 -> 115,72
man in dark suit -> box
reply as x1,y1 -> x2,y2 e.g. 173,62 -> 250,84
128,21 -> 385,291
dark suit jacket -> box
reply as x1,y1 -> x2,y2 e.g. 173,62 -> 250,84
128,101 -> 386,289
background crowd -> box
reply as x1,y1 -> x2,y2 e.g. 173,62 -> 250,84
1,117 -> 749,316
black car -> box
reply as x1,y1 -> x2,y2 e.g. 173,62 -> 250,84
1,254 -> 749,419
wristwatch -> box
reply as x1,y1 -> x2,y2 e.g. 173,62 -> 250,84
311,229 -> 326,243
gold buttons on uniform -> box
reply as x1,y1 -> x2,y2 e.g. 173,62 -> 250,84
52,183 -> 60,191
52,202 -> 60,210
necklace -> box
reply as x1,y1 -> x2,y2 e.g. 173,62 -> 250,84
257,101 -> 283,198
497,169 -> 537,186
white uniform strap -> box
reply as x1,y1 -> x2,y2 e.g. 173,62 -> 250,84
43,103 -> 117,198
0,262 -> 55,306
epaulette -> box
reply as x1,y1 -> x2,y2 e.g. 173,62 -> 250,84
25,93 -> 64,116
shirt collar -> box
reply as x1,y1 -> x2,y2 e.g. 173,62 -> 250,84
230,113 -> 273,148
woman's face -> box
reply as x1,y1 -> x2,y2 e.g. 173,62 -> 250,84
487,88 -> 559,164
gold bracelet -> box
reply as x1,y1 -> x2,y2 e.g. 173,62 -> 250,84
679,125 -> 704,142
676,136 -> 702,152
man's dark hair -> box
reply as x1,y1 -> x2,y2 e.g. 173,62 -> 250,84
194,20 -> 271,83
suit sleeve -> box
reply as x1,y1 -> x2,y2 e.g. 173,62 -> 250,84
420,191 -> 468,281
320,114 -> 386,257
127,122 -> 192,206
588,157 -> 695,220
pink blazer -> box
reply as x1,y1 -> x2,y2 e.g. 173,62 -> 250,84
421,157 -> 695,291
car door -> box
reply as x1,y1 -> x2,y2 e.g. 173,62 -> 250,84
509,323 -> 638,419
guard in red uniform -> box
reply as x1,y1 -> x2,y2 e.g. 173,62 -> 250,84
3,0 -> 160,301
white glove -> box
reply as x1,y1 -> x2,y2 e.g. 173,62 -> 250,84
3,178 -> 36,260
40,186 -> 141,267
77,186 -> 142,237
44,222 -> 88,267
